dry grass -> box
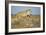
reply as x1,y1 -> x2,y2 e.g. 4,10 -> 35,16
32,15 -> 40,28
11,15 -> 40,29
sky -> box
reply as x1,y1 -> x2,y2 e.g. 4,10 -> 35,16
11,6 -> 40,15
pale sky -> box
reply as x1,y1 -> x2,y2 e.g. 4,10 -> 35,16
11,6 -> 40,15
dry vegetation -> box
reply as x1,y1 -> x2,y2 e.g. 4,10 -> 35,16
11,15 -> 40,29
32,15 -> 40,28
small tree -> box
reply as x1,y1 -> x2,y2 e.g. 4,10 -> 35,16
26,9 -> 32,15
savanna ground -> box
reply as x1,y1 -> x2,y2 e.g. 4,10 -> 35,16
11,15 -> 40,29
